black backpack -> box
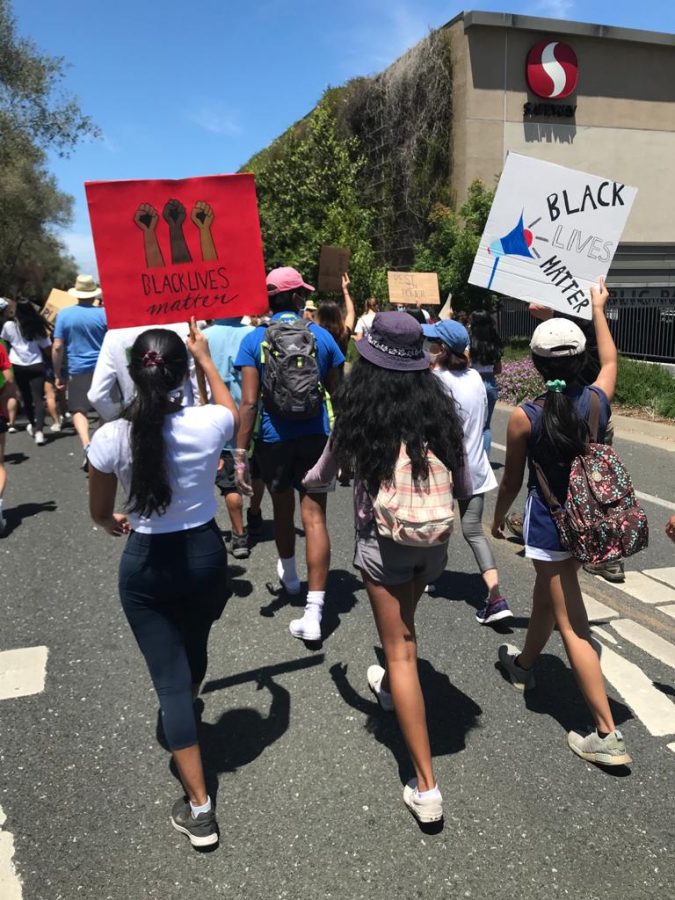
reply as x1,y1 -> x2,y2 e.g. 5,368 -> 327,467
260,319 -> 324,420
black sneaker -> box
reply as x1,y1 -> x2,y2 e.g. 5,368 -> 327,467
231,529 -> 250,559
170,797 -> 218,848
246,508 -> 263,537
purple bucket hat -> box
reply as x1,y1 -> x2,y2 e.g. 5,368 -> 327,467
356,311 -> 429,371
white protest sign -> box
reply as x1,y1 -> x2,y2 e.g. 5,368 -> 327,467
468,153 -> 637,320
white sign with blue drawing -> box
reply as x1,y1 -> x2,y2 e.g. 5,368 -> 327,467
468,153 -> 637,320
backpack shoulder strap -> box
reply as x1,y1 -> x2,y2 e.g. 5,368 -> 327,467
587,387 -> 601,444
533,460 -> 563,511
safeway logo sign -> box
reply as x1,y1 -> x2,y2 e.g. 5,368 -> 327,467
526,40 -> 578,99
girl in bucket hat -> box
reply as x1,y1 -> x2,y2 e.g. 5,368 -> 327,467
490,279 -> 632,767
304,312 -> 470,824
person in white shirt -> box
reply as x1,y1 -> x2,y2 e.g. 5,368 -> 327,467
422,319 -> 513,626
353,296 -> 379,340
1,300 -> 52,444
88,321 -> 238,849
88,323 -> 199,421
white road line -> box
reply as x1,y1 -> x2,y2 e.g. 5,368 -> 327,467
644,567 -> 675,589
490,443 -> 675,510
658,605 -> 675,621
0,647 -> 48,701
610,618 -> 675,671
583,593 -> 620,622
591,625 -> 618,645
595,641 -> 675,736
0,807 -> 22,899
603,571 -> 675,606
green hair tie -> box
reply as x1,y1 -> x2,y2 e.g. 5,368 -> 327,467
546,379 -> 567,393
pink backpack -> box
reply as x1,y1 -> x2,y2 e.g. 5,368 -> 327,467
371,445 -> 454,547
534,393 -> 649,564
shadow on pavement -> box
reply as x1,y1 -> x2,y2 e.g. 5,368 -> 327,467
3,452 -> 29,465
1,499 -> 57,536
330,657 -> 482,790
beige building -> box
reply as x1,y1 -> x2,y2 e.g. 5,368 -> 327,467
443,11 -> 675,359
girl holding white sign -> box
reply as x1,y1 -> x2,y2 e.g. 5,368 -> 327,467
490,279 -> 632,767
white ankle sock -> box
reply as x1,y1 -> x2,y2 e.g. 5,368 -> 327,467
416,785 -> 441,800
277,557 -> 299,590
190,796 -> 212,817
303,590 -> 325,621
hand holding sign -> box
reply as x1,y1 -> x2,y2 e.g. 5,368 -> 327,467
134,203 -> 164,268
468,153 -> 637,320
163,199 -> 192,264
191,201 -> 217,262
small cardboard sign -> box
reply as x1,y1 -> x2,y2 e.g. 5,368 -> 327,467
85,173 -> 269,329
43,289 -> 76,325
318,245 -> 350,293
387,272 -> 440,306
468,153 -> 637,320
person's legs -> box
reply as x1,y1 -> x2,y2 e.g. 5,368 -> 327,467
270,488 -> 296,559
300,491 -> 329,592
0,430 -> 6,531
71,412 -> 90,448
13,365 -> 35,427
26,365 -> 46,434
225,491 -> 244,535
6,384 -> 18,429
459,496 -> 511,623
517,565 -> 556,668
67,374 -> 93,450
250,478 -> 264,516
365,573 -> 436,791
44,380 -> 61,428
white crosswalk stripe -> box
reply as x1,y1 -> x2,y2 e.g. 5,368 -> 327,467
610,618 -> 675,670
0,647 -> 48,701
643,567 -> 675,589
597,571 -> 675,605
0,807 -> 22,899
658,605 -> 675,620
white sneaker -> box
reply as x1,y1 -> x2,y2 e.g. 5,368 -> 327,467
7,425 -> 17,434
289,613 -> 322,642
367,665 -> 394,712
403,779 -> 443,823
34,431 -> 46,446
50,420 -> 62,433
26,423 -> 34,436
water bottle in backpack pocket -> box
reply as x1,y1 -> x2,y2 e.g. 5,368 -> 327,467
261,320 -> 324,420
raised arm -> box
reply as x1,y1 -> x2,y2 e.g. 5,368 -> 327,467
341,273 -> 356,333
589,277 -> 617,403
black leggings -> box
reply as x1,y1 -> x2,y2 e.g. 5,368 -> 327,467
118,519 -> 229,750
13,363 -> 46,431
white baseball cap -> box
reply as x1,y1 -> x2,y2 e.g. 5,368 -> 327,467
530,318 -> 587,357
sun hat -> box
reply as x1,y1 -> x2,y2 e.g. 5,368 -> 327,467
421,320 -> 469,356
266,267 -> 315,296
303,299 -> 318,312
356,311 -> 429,372
68,274 -> 102,300
530,318 -> 587,357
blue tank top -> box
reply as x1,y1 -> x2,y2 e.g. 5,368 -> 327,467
521,385 -> 610,504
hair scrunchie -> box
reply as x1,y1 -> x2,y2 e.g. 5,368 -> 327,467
545,379 -> 566,393
142,350 -> 164,368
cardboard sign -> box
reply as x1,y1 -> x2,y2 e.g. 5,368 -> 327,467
318,245 -> 350,293
42,289 -> 76,325
469,153 -> 637,320
387,272 -> 440,306
85,174 -> 269,329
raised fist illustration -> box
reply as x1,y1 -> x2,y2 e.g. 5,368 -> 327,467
191,200 -> 214,230
163,198 -> 187,228
134,202 -> 159,232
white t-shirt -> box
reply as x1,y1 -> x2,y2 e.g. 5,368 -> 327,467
88,405 -> 234,534
433,367 -> 497,496
1,321 -> 50,366
87,323 -> 199,421
355,311 -> 376,336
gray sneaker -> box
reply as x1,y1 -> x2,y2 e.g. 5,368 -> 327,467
583,561 -> 625,584
231,529 -> 250,559
567,729 -> 632,766
170,797 -> 218,848
498,644 -> 535,691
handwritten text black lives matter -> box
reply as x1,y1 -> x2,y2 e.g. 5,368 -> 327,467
537,180 -> 627,314
133,198 -> 239,317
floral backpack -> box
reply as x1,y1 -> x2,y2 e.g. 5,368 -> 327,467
371,444 -> 455,547
533,392 -> 649,564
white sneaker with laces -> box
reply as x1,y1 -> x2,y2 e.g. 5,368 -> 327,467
367,665 -> 394,711
50,421 -> 62,433
35,431 -> 46,445
403,779 -> 443,823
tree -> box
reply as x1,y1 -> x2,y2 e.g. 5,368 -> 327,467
413,181 -> 495,311
0,0 -> 97,296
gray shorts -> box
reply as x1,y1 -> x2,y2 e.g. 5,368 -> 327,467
354,527 -> 448,586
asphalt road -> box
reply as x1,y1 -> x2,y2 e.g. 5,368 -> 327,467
0,410 -> 674,900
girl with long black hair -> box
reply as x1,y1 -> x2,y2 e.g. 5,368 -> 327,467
469,310 -> 502,457
1,299 -> 51,444
304,312 -> 468,823
88,322 -> 239,847
491,279 -> 631,766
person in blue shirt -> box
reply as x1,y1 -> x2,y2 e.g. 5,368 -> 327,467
234,267 -> 344,642
52,275 -> 107,467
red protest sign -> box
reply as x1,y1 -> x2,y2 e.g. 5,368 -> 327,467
85,174 -> 269,329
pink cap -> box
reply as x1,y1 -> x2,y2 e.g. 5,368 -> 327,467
266,266 -> 315,296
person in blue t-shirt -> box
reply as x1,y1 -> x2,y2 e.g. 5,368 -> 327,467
52,275 -> 107,467
234,267 -> 345,642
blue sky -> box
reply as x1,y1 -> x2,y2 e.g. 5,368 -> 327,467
14,0 -> 675,274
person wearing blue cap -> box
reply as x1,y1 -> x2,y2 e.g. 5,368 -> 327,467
421,319 -> 513,626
